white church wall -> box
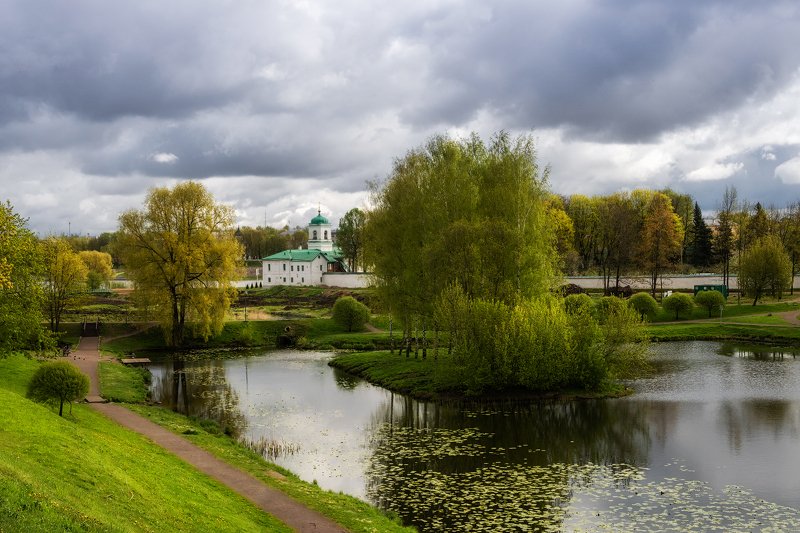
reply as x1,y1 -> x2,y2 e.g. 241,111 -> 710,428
321,272 -> 371,288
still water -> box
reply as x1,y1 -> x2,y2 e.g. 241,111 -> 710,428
149,342 -> 800,531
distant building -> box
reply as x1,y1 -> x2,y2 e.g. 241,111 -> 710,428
262,210 -> 365,287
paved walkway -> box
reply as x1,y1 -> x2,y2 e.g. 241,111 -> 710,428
68,336 -> 346,533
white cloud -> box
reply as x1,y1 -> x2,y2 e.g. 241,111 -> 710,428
685,162 -> 744,182
149,152 -> 178,164
775,156 -> 800,184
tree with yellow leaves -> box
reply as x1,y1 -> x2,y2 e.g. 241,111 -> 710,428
41,237 -> 88,333
117,182 -> 242,346
640,193 -> 684,296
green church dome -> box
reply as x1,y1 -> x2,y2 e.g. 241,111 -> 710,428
310,211 -> 329,225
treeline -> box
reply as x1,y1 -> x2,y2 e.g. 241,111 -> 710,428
557,186 -> 800,293
235,226 -> 307,260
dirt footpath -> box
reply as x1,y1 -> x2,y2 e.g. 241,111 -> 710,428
69,336 -> 347,533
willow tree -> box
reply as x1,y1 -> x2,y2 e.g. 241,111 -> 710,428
117,182 -> 242,346
365,132 -> 557,357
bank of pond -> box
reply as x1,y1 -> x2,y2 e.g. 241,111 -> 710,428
141,341 -> 800,531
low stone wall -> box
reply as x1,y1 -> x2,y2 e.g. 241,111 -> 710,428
321,272 -> 372,288
566,275 -> 800,291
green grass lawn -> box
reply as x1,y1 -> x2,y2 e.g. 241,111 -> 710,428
650,299 -> 800,322
647,322 -> 800,342
99,362 -> 150,403
0,355 -> 289,532
725,314 -> 792,325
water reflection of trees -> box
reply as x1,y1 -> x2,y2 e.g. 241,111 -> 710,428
152,359 -> 247,438
365,395 -> 651,531
718,399 -> 800,453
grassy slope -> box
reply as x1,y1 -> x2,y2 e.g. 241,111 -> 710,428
124,405 -> 414,533
95,359 -> 413,533
0,355 -> 288,533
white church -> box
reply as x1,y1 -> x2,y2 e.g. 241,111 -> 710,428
261,210 -> 369,288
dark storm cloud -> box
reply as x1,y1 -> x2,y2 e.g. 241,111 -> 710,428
2,0 -> 800,234
403,0 -> 800,140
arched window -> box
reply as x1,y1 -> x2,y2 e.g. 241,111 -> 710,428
312,230 -> 317,239
324,230 -> 328,239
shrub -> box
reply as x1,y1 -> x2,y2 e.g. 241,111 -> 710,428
595,296 -> 626,324
27,361 -> 89,416
694,290 -> 726,318
564,293 -> 594,316
332,296 -> 370,332
628,292 -> 659,320
662,292 -> 695,320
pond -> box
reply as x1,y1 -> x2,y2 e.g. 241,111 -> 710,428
148,342 -> 800,532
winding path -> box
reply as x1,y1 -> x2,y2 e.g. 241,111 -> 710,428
68,336 -> 346,533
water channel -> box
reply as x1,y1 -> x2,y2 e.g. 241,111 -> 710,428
148,342 -> 800,531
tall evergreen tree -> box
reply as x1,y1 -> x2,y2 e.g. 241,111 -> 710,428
688,202 -> 713,268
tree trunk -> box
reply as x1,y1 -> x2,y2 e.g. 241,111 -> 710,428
389,317 -> 394,354
422,317 -> 427,360
59,398 -> 64,417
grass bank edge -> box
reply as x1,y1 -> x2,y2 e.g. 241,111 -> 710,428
98,361 -> 413,533
328,350 -> 631,402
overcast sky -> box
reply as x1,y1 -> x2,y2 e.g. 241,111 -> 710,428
3,0 -> 800,235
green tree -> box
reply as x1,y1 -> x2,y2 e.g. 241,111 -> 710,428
694,290 -> 726,317
0,202 -> 50,352
628,292 -> 659,320
688,202 -> 713,268
714,186 -> 737,288
335,208 -> 366,271
27,361 -> 89,416
639,193 -> 684,296
41,238 -> 88,333
738,235 -> 792,305
779,202 -> 800,295
661,189 -> 694,267
117,182 -> 242,346
564,194 -> 599,272
662,292 -> 695,320
79,250 -> 113,290
366,133 -> 556,357
332,296 -> 370,332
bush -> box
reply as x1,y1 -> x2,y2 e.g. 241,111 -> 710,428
27,361 -> 89,416
332,296 -> 370,332
662,292 -> 695,320
694,290 -> 726,318
564,293 -> 594,316
628,292 -> 659,320
595,296 -> 626,324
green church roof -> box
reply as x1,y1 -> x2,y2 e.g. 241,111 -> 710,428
262,249 -> 343,262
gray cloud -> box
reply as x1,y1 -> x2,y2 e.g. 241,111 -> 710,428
2,0 -> 800,234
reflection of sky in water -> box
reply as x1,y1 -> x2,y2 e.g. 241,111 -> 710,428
220,350 -> 391,497
150,343 -> 800,531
